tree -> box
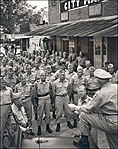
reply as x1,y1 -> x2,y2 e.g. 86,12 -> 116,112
1,0 -> 36,33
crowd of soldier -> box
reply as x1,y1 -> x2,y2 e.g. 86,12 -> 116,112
0,45 -> 117,148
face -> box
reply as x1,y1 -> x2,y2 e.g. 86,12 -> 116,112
89,69 -> 94,76
46,67 -> 52,74
78,88 -> 86,98
7,69 -> 14,76
79,51 -> 82,57
68,65 -> 73,73
96,78 -> 107,88
40,72 -> 46,81
35,62 -> 39,68
26,67 -> 31,73
61,64 -> 66,70
21,78 -> 26,85
0,80 -> 6,89
60,72 -> 65,80
77,69 -> 83,77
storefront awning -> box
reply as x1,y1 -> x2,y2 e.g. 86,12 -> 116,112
25,15 -> 118,37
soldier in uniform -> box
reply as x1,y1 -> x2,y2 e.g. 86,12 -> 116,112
0,77 -> 13,105
23,64 -> 36,84
33,71 -> 52,135
72,69 -> 118,149
66,63 -> 77,104
4,66 -> 18,91
70,66 -> 86,105
108,63 -> 117,84
46,65 -> 56,119
14,76 -> 33,127
53,70 -> 74,132
85,66 -> 100,97
0,59 -> 7,77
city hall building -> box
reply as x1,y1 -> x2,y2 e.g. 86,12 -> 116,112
26,0 -> 117,68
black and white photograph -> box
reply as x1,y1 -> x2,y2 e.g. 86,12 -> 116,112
0,0 -> 117,148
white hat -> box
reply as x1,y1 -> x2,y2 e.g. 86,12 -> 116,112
108,63 -> 114,69
94,69 -> 112,79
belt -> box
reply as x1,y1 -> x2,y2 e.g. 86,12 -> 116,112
0,102 -> 11,106
22,95 -> 30,101
38,93 -> 49,97
56,94 -> 67,97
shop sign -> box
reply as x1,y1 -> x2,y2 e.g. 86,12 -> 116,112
60,11 -> 69,21
60,0 -> 103,13
69,41 -> 75,47
89,3 -> 102,16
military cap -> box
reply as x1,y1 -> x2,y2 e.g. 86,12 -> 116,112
77,65 -> 83,71
7,66 -> 13,71
108,63 -> 114,69
94,69 -> 112,79
59,69 -> 65,74
89,66 -> 95,71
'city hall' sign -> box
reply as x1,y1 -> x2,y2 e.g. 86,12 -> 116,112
60,0 -> 103,13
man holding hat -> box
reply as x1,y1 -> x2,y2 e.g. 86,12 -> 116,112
72,68 -> 118,149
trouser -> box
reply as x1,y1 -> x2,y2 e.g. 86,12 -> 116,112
37,97 -> 51,125
74,94 -> 79,105
50,96 -> 56,112
23,98 -> 32,126
31,97 -> 38,114
55,96 -> 72,124
79,112 -> 118,149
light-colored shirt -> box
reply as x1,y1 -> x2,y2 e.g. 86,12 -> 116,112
53,79 -> 69,96
14,83 -> 31,97
80,82 -> 118,122
0,87 -> 12,105
70,74 -> 86,93
4,75 -> 18,90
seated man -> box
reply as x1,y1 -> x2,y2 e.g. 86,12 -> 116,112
11,98 -> 35,135
70,69 -> 117,149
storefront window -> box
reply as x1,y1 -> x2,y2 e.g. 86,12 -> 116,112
102,37 -> 107,55
95,44 -> 101,55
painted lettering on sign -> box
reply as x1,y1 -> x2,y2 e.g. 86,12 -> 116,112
60,0 -> 103,13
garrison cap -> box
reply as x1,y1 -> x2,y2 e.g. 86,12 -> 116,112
89,66 -> 95,71
94,69 -> 112,79
108,63 -> 114,69
77,65 -> 83,71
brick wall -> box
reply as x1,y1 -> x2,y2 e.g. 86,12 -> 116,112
48,0 -> 60,24
48,0 -> 117,24
102,0 -> 118,17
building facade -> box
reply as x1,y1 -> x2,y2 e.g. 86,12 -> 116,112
48,0 -> 117,68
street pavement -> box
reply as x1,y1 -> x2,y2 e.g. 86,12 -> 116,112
31,112 -> 109,148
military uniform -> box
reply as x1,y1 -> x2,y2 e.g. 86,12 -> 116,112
53,77 -> 73,131
4,74 -> 18,91
34,79 -> 51,125
0,86 -> 13,105
70,74 -> 86,105
14,82 -> 32,126
75,69 -> 118,149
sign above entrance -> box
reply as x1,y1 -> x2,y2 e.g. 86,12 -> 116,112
60,0 -> 103,13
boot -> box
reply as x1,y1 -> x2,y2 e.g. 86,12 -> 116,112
73,134 -> 90,149
35,113 -> 38,120
67,121 -> 73,129
52,111 -> 56,119
46,124 -> 52,133
56,123 -> 60,132
37,125 -> 41,136
73,119 -> 77,128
